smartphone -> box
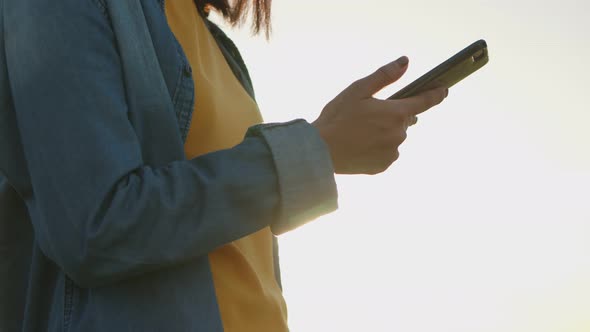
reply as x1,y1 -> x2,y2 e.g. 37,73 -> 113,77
388,39 -> 489,100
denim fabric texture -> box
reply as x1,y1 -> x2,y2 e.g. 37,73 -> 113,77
0,0 -> 338,330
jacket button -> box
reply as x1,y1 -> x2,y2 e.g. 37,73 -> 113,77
183,65 -> 192,77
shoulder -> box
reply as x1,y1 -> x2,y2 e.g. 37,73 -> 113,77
2,0 -> 113,50
3,0 -> 108,22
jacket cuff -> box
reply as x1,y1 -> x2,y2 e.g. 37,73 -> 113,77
247,119 -> 338,235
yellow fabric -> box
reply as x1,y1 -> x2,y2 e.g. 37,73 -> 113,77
165,1 -> 288,331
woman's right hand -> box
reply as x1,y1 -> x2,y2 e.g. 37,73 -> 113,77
312,56 -> 448,175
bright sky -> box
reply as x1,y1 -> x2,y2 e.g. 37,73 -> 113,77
214,1 -> 590,331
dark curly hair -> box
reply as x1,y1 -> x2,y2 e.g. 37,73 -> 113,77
195,0 -> 272,36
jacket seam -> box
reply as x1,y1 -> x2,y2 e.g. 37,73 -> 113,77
63,276 -> 74,332
170,66 -> 184,120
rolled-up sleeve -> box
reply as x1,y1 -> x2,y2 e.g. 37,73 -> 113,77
248,120 -> 338,235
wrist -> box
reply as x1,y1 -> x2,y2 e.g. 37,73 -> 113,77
311,120 -> 337,173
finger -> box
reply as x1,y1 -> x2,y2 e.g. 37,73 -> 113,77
398,87 -> 448,116
345,56 -> 409,99
401,115 -> 417,129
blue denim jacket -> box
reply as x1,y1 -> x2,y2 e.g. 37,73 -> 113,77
0,0 -> 338,330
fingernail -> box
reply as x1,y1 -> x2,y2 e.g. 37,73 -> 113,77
397,56 -> 409,67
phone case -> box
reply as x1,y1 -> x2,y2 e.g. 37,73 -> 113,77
388,39 -> 489,100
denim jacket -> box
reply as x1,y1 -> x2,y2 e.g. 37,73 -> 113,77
0,0 -> 338,331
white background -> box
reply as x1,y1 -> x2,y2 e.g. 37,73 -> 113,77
214,1 -> 590,331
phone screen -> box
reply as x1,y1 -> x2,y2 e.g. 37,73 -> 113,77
388,39 -> 489,100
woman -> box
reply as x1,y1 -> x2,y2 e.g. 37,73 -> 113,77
0,0 -> 447,331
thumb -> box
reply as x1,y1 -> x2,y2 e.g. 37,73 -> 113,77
346,56 -> 409,99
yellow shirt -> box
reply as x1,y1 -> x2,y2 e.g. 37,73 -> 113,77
165,2 -> 288,331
